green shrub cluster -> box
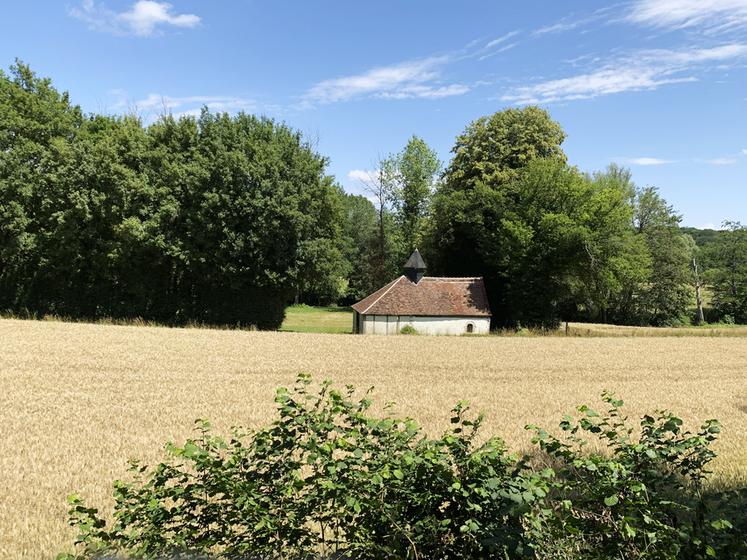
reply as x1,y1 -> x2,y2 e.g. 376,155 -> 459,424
59,375 -> 744,559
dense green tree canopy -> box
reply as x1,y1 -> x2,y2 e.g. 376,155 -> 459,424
0,62 -> 344,328
586,169 -> 694,326
429,157 -> 640,328
426,108 -> 575,327
425,108 -> 696,328
705,222 -> 747,323
445,105 -> 566,192
339,193 -> 379,301
630,186 -> 693,325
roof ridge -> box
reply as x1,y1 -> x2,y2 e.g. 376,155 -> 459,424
423,276 -> 484,281
358,275 -> 405,314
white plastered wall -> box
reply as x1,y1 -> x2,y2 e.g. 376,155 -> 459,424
361,315 -> 490,335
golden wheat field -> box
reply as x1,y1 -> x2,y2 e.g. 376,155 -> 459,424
1,318 -> 747,558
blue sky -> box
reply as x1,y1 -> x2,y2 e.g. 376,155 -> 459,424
1,1 -> 746,228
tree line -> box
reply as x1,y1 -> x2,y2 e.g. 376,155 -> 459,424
1,62 -> 345,328
1,61 -> 745,328
345,107 -> 746,328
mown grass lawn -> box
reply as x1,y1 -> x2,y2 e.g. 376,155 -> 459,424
280,304 -> 353,333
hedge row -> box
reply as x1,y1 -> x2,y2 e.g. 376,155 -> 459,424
59,375 -> 746,559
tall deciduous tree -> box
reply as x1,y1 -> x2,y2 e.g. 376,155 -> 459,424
339,193 -> 379,301
358,157 -> 401,288
706,221 -> 747,323
445,105 -> 566,191
428,157 -> 638,328
392,136 -> 440,255
0,60 -> 84,312
585,169 -> 693,326
425,107 -> 570,328
579,165 -> 648,324
631,186 -> 694,325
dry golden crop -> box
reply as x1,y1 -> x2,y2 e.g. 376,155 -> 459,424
1,318 -> 746,559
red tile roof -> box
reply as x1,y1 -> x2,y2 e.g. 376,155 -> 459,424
352,276 -> 491,317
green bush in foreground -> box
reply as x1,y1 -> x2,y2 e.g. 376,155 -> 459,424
59,375 -> 744,559
527,395 -> 738,558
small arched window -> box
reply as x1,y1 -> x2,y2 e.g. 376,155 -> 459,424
466,323 -> 474,334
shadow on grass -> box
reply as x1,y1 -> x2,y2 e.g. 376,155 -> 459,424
321,306 -> 353,313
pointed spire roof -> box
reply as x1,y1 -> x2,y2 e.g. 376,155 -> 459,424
404,249 -> 426,270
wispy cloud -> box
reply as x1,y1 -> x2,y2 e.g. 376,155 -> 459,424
742,148 -> 747,156
532,5 -> 620,37
627,0 -> 747,33
302,56 -> 469,105
485,30 -> 520,49
703,157 -> 738,165
465,30 -> 522,62
501,43 -> 747,104
533,18 -> 587,36
70,0 -> 200,37
620,157 -> 676,166
478,43 -> 518,61
501,67 -> 690,104
377,84 -> 471,100
110,91 -> 257,119
618,155 -> 743,166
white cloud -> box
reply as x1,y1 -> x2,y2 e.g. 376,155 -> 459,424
346,170 -> 383,202
464,31 -> 521,62
704,157 -> 738,165
627,0 -> 747,33
664,43 -> 747,63
533,19 -> 585,36
501,43 -> 747,104
347,169 -> 380,183
70,0 -> 200,37
621,157 -> 676,166
302,57 -> 469,105
70,0 -> 118,33
138,94 -> 254,112
478,43 -> 518,61
111,92 -> 257,119
119,1 -> 200,36
501,68 -> 692,104
378,83 -> 470,100
741,148 -> 747,155
485,30 -> 520,49
532,6 -> 618,37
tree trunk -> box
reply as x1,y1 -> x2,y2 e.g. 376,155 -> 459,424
377,205 -> 387,286
694,284 -> 704,325
692,257 -> 704,325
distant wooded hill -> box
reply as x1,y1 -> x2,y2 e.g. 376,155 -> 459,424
681,227 -> 722,248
